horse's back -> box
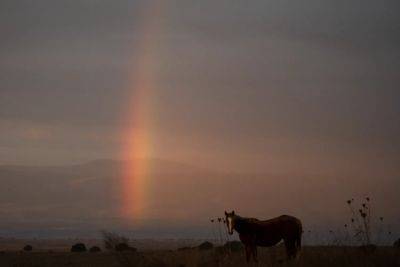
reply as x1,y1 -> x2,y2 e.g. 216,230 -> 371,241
259,215 -> 302,238
262,215 -> 301,226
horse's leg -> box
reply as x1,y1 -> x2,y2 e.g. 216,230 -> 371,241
295,234 -> 302,260
245,245 -> 252,263
252,245 -> 258,263
284,239 -> 296,260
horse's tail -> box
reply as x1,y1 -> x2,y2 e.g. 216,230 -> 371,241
295,219 -> 303,258
297,221 -> 302,247
295,232 -> 302,249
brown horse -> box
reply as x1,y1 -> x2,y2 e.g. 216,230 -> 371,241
225,211 -> 302,263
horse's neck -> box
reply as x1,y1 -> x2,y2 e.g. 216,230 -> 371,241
234,216 -> 252,233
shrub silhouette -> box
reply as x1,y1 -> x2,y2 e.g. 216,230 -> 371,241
198,241 -> 213,250
89,246 -> 101,252
102,231 -> 133,252
70,243 -> 87,252
23,245 -> 33,252
394,238 -> 400,248
115,242 -> 137,252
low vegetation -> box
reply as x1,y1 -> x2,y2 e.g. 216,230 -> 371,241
0,246 -> 399,267
198,241 -> 213,250
89,246 -> 101,253
70,243 -> 87,253
22,245 -> 32,252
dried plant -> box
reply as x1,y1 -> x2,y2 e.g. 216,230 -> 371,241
345,196 -> 389,247
102,231 -> 130,251
101,231 -> 139,267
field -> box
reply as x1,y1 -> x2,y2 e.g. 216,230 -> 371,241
1,246 -> 399,267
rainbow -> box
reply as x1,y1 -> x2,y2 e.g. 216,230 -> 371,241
120,1 -> 164,222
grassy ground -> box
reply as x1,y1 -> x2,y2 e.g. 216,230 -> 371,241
0,246 -> 399,267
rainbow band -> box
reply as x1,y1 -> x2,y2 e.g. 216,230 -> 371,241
121,1 -> 164,222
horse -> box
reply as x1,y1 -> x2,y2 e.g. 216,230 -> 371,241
224,211 -> 302,263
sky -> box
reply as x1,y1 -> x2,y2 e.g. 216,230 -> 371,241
0,0 -> 400,174
0,0 -> 400,239
1,0 -> 399,172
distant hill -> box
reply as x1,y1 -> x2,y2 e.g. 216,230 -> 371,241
0,159 -> 399,238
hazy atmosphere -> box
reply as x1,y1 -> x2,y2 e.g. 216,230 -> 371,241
1,0 -> 399,240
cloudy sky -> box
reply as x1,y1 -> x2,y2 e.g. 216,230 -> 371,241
1,0 -> 400,239
1,0 -> 399,174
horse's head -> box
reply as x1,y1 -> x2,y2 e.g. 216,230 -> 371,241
224,210 -> 236,235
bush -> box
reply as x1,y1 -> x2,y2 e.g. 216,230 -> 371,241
115,242 -> 137,252
23,245 -> 33,252
198,241 -> 213,250
394,238 -> 400,248
89,246 -> 101,253
71,243 -> 87,252
102,231 -> 130,251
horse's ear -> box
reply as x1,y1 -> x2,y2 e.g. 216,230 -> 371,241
224,211 -> 228,216
232,210 -> 235,215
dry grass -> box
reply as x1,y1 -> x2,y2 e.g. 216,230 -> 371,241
0,246 -> 399,267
